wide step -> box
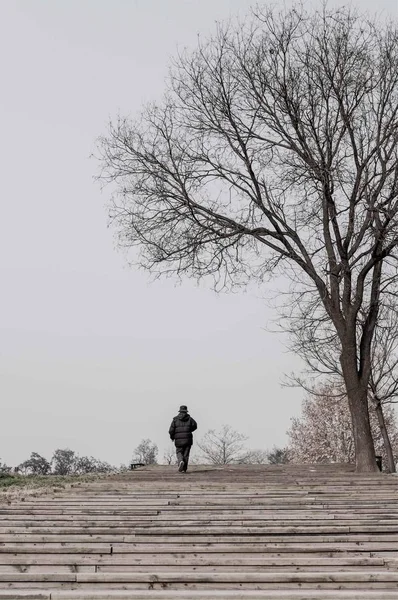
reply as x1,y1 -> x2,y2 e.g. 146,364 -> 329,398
2,591 -> 398,599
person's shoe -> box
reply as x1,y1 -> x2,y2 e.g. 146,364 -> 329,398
178,461 -> 185,472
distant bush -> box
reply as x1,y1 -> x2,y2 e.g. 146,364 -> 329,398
10,449 -> 117,477
74,455 -> 115,474
0,459 -> 11,475
51,449 -> 77,475
267,447 -> 290,464
18,452 -> 51,475
51,448 -> 116,475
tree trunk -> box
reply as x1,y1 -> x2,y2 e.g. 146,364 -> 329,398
374,399 -> 396,473
341,353 -> 378,472
347,386 -> 378,471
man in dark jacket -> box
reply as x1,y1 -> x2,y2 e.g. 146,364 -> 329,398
169,405 -> 197,472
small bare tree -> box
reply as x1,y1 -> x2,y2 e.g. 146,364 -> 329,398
98,4 -> 398,471
239,449 -> 269,464
163,445 -> 176,466
133,439 -> 158,465
198,425 -> 248,465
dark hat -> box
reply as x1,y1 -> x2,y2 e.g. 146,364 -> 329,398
179,405 -> 188,412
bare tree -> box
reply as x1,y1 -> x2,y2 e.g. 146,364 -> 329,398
198,425 -> 248,465
98,4 -> 398,471
239,449 -> 269,464
163,444 -> 176,466
133,439 -> 158,465
288,385 -> 398,468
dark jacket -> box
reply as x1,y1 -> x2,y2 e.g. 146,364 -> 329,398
169,412 -> 197,447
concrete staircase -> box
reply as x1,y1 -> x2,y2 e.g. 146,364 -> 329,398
0,464 -> 397,599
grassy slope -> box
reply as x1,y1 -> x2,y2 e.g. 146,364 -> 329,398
0,472 -> 110,503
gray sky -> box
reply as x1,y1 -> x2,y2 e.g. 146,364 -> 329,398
1,0 -> 397,467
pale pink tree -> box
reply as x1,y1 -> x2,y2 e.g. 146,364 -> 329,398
288,386 -> 398,469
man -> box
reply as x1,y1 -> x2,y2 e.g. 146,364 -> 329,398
169,405 -> 197,473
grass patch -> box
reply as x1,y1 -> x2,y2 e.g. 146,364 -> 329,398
0,473 -> 111,488
0,474 -> 67,490
0,472 -> 113,504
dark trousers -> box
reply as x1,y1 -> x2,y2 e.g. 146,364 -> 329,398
176,444 -> 191,471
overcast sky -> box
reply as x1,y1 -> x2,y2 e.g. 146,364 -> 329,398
1,0 -> 397,467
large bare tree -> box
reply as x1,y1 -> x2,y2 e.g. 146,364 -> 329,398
98,5 -> 398,471
283,298 -> 398,472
